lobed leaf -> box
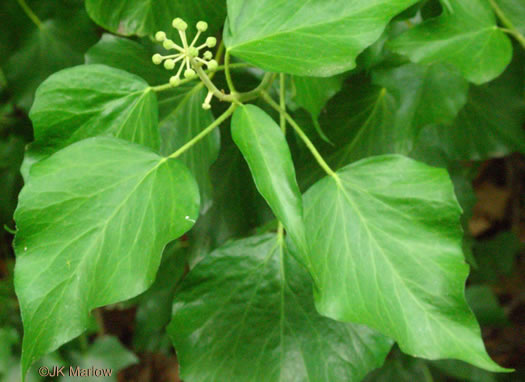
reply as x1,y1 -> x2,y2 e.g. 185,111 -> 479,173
14,137 -> 199,378
169,234 -> 393,382
303,155 -> 507,371
389,0 -> 513,84
224,0 -> 419,76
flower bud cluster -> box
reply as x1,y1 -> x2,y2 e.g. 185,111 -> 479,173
152,18 -> 218,104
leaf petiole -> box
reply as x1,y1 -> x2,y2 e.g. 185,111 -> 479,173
16,0 -> 42,29
261,91 -> 339,181
489,0 -> 525,49
168,103 -> 237,159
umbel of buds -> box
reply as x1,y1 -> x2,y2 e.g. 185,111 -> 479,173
152,18 -> 218,109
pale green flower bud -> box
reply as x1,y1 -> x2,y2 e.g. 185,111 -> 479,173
196,21 -> 208,32
184,69 -> 196,79
207,59 -> 218,71
163,39 -> 175,50
203,51 -> 213,60
206,37 -> 217,48
172,17 -> 187,31
155,31 -> 166,42
164,59 -> 175,70
170,76 -> 181,87
152,54 -> 163,65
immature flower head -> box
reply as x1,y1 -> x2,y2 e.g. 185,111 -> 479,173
152,17 -> 218,102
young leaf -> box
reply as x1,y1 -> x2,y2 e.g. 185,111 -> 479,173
85,0 -> 226,37
168,234 -> 393,382
14,137 -> 199,378
224,0 -> 419,76
231,105 -> 307,258
303,155 -> 506,371
389,0 -> 513,84
29,64 -> 160,156
160,85 -> 220,212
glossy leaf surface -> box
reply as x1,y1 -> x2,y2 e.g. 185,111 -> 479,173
169,234 -> 393,382
389,0 -> 512,84
29,64 -> 159,157
224,0 -> 419,76
303,155 -> 505,371
85,0 -> 226,37
231,105 -> 307,256
14,137 -> 199,377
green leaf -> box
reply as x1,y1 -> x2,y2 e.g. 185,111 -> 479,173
224,0 -> 419,76
320,63 -> 468,167
292,75 -> 343,142
364,353 -> 433,382
61,337 -> 138,382
412,57 -> 525,160
85,34 -> 169,86
4,15 -> 97,111
303,155 -> 505,371
169,234 -> 393,382
389,0 -> 513,84
160,85 -> 220,212
85,0 -> 226,37
133,243 -> 189,352
29,64 -> 160,157
14,137 -> 199,378
231,105 -> 307,257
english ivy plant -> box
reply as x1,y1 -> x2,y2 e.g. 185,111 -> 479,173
7,0 -> 525,380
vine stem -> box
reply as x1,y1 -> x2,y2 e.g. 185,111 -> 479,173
261,91 -> 339,180
168,103 -> 237,159
224,50 -> 237,93
151,63 -> 252,93
279,74 -> 286,134
16,0 -> 42,29
489,0 -> 525,49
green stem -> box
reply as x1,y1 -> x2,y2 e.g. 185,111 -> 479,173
261,91 -> 339,180
151,63 -> 252,93
168,103 -> 237,159
489,0 -> 525,49
224,51 -> 237,93
279,74 -> 286,135
16,0 -> 42,29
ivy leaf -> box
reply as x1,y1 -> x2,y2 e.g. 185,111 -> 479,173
85,34 -> 169,86
231,105 -> 307,258
412,56 -> 525,160
29,64 -> 160,157
292,75 -> 343,142
389,0 -> 513,84
5,16 -> 97,111
85,0 -> 226,38
320,63 -> 468,167
168,234 -> 393,382
160,85 -> 220,212
303,155 -> 506,371
84,34 -> 192,121
14,137 -> 199,378
62,337 -> 138,382
224,0 -> 419,76
134,244 -> 189,352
